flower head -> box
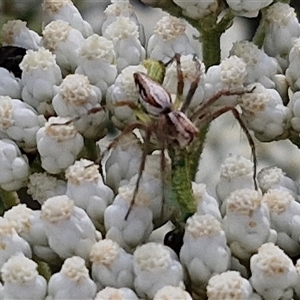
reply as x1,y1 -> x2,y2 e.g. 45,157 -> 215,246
207,271 -> 255,299
1,20 -> 41,50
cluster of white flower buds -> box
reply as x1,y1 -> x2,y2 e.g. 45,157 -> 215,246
1,0 -> 300,298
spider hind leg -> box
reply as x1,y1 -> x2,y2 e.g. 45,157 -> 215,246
101,121 -> 151,220
124,125 -> 152,220
196,105 -> 258,190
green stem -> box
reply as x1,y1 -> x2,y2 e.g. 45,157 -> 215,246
200,29 -> 222,69
36,260 -> 52,281
199,10 -> 234,68
252,8 -> 267,48
169,147 -> 197,224
188,125 -> 210,181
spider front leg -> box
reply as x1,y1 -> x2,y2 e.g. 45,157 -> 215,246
180,55 -> 202,113
113,100 -> 153,125
197,105 -> 258,190
159,147 -> 167,218
124,125 -> 152,220
165,53 -> 203,112
190,87 -> 255,122
165,53 -> 184,100
104,120 -> 151,220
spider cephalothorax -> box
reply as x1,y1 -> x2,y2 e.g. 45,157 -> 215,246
107,53 -> 257,220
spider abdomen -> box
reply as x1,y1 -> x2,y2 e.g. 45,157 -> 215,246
134,72 -> 172,116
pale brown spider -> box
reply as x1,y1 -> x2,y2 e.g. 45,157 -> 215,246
106,54 -> 257,220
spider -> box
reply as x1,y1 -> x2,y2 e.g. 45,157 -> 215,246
106,54 -> 257,220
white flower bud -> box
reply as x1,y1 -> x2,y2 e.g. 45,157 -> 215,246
250,243 -> 297,300
262,189 -> 300,256
103,17 -> 146,73
40,195 -> 101,261
1,20 -> 41,50
53,73 -> 108,139
0,96 -> 45,152
180,214 -> 230,296
273,74 -> 289,102
27,172 -> 67,205
147,15 -> 195,63
36,117 -> 84,174
223,189 -> 277,261
173,0 -> 218,20
106,64 -> 147,129
154,286 -> 192,300
102,0 -> 145,45
66,159 -> 114,231
227,0 -> 273,17
216,154 -> 255,214
47,256 -> 97,300
257,166 -> 299,198
207,271 -> 258,300
4,204 -> 59,262
0,68 -> 22,99
0,139 -> 29,191
0,217 -> 32,270
105,138 -> 170,225
285,38 -> 300,92
163,54 -> 205,110
90,239 -> 134,290
193,182 -> 221,221
239,83 -> 292,142
1,255 -> 47,300
133,242 -> 184,298
76,34 -> 117,94
42,0 -> 93,37
289,91 -> 300,133
104,133 -> 143,193
19,47 -> 62,115
127,152 -> 171,227
95,287 -> 139,300
105,185 -> 153,252
263,3 -> 300,70
230,41 -> 281,89
42,20 -> 85,75
103,0 -> 136,29
220,56 -> 247,86
205,56 -> 247,107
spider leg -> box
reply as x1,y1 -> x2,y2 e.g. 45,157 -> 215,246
88,106 -> 106,114
106,122 -> 147,151
113,101 -> 139,110
190,87 -> 255,123
174,53 -> 184,99
163,54 -> 184,108
112,100 -> 152,124
102,121 -> 150,220
198,105 -> 258,190
153,115 -> 171,219
124,125 -> 151,220
160,148 -> 166,218
180,55 -> 202,113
